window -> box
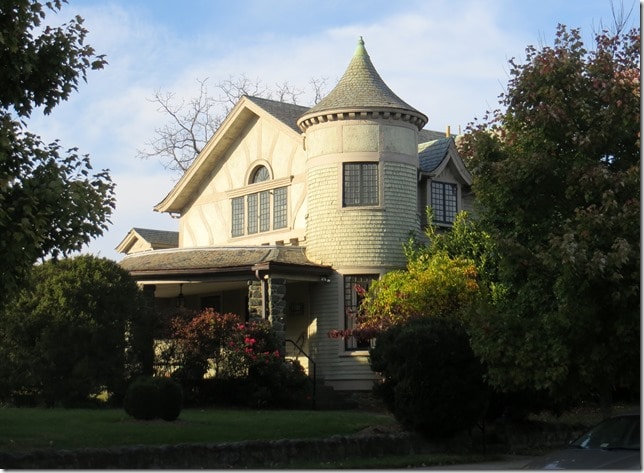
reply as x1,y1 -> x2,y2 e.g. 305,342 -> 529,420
343,163 -> 378,207
231,197 -> 245,237
230,165 -> 288,238
344,274 -> 378,351
252,166 -> 270,183
431,181 -> 457,224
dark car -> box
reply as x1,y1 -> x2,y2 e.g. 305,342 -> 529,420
525,412 -> 640,469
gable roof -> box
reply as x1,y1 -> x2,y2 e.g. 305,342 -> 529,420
154,95 -> 305,214
419,138 -> 452,172
298,38 -> 427,131
115,227 -> 179,254
418,137 -> 472,185
245,96 -> 308,133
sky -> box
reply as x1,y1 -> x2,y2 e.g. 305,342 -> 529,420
27,0 -> 639,261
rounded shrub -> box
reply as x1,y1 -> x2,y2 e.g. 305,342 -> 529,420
124,376 -> 183,421
156,377 -> 183,421
370,317 -> 486,440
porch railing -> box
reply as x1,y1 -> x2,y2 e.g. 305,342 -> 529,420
284,338 -> 316,410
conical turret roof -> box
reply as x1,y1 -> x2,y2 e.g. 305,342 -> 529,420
298,37 -> 427,131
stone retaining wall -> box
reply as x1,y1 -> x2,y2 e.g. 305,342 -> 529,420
0,432 -> 430,469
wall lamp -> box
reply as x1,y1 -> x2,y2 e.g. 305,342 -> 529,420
320,277 -> 331,284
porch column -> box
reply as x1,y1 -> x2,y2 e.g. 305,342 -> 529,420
268,277 -> 287,355
247,280 -> 264,321
139,284 -> 156,375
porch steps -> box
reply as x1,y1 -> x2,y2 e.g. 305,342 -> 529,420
313,379 -> 359,410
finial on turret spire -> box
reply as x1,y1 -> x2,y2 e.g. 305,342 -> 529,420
355,36 -> 367,56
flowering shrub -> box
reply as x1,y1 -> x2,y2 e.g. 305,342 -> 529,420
159,309 -> 310,407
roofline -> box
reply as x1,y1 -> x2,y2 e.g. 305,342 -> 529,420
127,261 -> 332,281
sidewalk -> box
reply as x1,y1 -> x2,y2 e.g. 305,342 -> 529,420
423,454 -> 536,470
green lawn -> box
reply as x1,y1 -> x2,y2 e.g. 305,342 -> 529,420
0,407 -> 397,453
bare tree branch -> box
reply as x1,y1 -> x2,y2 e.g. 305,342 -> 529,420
137,75 -> 329,174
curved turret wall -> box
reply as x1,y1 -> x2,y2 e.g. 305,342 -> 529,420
304,116 -> 420,269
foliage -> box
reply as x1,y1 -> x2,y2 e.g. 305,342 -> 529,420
459,24 -> 640,407
0,0 -> 113,305
370,317 -> 486,439
123,376 -> 183,421
161,309 -> 311,408
0,255 -> 144,406
241,358 -> 311,409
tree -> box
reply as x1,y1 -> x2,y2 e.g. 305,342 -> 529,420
0,255 -> 145,406
137,75 -> 328,173
0,1 -> 114,305
460,24 -> 640,412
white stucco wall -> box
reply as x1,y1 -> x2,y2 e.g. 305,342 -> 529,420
178,115 -> 307,247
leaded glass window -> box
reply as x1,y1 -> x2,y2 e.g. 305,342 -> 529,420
343,163 -> 378,207
431,181 -> 457,224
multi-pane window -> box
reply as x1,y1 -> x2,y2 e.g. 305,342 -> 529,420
273,187 -> 287,229
231,197 -> 245,237
431,181 -> 457,224
344,274 -> 378,351
343,163 -> 378,207
230,166 -> 288,238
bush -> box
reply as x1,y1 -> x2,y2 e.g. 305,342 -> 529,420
162,310 -> 313,409
124,376 -> 183,421
0,255 -> 146,407
156,377 -> 183,421
242,359 -> 312,409
370,317 -> 486,440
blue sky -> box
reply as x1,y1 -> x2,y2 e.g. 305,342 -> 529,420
27,0 -> 639,261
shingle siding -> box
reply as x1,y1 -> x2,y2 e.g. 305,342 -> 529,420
306,162 -> 417,268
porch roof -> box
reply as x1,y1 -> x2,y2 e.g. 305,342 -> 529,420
119,246 -> 332,281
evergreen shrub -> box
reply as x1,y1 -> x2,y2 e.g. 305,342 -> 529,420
124,376 -> 183,421
370,317 -> 486,440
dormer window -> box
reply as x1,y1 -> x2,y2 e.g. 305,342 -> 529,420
431,181 -> 457,224
230,165 -> 289,238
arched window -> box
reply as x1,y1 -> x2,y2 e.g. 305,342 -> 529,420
231,165 -> 288,237
251,166 -> 270,184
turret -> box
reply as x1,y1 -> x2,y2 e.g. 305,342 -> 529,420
298,37 -> 427,269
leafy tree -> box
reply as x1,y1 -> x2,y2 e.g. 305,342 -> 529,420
460,24 -> 640,413
0,0 -> 113,305
0,255 -> 145,406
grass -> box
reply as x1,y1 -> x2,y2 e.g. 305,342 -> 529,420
0,407 -> 397,453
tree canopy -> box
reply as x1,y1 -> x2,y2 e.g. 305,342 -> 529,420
460,24 -> 640,408
0,255 -> 144,406
0,0 -> 114,304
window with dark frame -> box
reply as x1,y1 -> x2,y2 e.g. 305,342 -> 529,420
343,163 -> 378,207
431,181 -> 457,224
344,274 -> 378,351
231,196 -> 245,237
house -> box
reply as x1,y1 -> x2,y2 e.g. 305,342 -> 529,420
117,37 -> 473,396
